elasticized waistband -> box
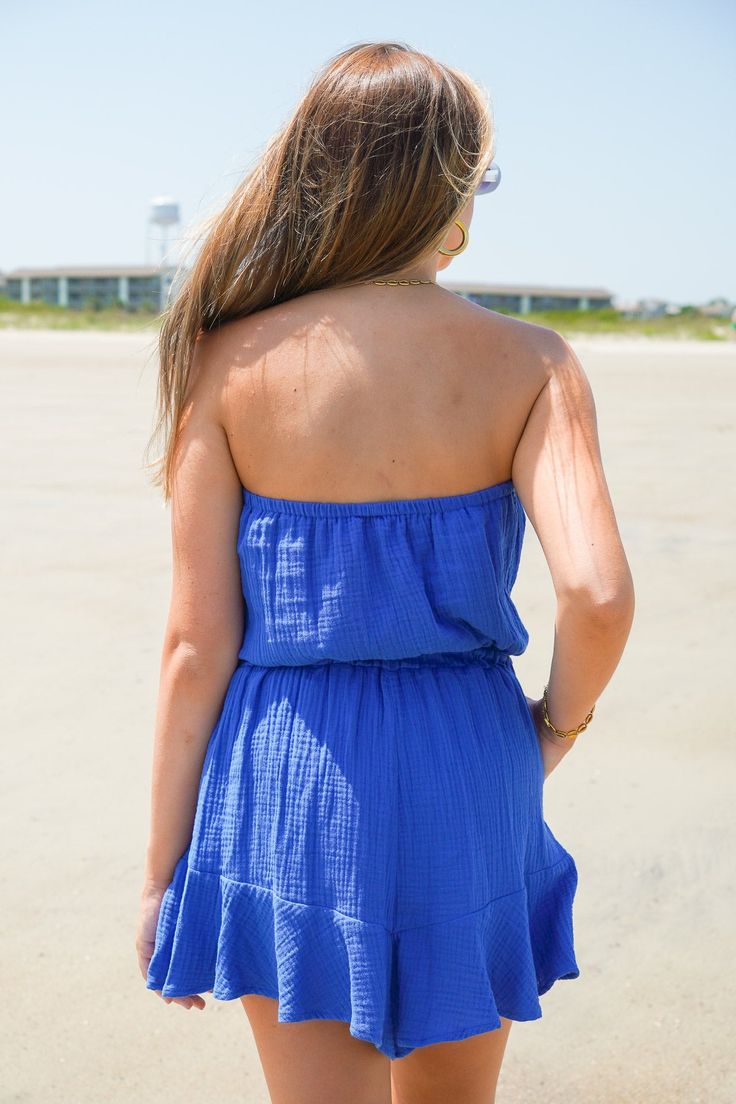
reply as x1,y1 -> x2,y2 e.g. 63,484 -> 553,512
236,645 -> 512,671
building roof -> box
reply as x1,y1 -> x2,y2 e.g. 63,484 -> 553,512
441,280 -> 613,298
1,265 -> 173,278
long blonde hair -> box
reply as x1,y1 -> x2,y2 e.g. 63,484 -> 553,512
144,40 -> 496,501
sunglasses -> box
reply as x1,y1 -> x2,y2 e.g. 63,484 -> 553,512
475,161 -> 501,196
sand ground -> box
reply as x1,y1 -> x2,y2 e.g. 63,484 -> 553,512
1,328 -> 734,1103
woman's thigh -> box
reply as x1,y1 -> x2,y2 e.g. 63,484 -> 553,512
390,1017 -> 513,1104
240,993 -> 392,1104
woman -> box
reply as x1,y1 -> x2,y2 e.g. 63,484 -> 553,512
136,40 -> 635,1104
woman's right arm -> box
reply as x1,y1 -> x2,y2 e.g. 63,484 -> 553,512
511,332 -> 636,765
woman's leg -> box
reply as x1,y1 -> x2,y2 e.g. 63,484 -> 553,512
241,994 -> 392,1104
390,1017 -> 513,1104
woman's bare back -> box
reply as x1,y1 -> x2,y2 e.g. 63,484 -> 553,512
216,282 -> 552,502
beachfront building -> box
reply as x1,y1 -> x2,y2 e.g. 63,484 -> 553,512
0,268 -> 613,315
441,281 -> 613,313
0,265 -> 177,312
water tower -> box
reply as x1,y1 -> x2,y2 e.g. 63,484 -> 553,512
146,196 -> 180,267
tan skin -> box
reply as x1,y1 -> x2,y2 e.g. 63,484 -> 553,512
137,190 -> 632,1102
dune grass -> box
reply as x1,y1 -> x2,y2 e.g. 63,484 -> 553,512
0,298 -> 160,333
0,296 -> 732,340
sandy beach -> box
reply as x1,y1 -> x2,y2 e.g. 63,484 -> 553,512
1,328 -> 734,1103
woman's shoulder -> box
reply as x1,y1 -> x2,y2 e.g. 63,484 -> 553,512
195,288 -> 572,398
473,303 -> 567,358
462,304 -> 568,397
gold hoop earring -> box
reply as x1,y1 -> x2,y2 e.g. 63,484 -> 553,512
438,218 -> 469,257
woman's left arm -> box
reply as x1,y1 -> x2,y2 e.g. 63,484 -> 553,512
141,333 -> 245,895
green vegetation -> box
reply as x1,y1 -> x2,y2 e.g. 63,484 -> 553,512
0,296 -> 732,340
493,307 -> 733,341
0,296 -> 160,332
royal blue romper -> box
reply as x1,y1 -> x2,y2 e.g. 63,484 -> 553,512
146,477 -> 580,1060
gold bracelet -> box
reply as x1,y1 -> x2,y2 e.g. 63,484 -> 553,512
542,685 -> 596,740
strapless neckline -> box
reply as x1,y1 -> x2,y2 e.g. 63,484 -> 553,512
241,478 -> 516,517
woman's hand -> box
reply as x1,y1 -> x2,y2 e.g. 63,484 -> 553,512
525,696 -> 575,780
136,884 -> 206,1011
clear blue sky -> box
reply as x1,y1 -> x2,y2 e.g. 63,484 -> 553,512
3,0 -> 733,304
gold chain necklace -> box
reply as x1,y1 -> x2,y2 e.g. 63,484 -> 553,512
363,278 -> 434,286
